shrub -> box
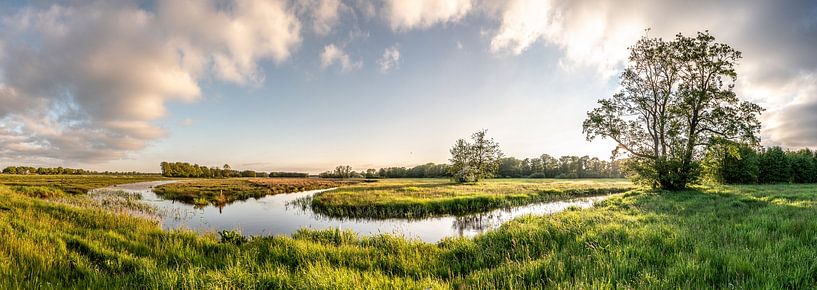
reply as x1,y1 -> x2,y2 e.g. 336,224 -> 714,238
218,230 -> 248,245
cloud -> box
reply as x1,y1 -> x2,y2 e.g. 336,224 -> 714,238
384,0 -> 472,31
378,45 -> 401,73
297,0 -> 343,35
320,44 -> 362,72
0,0 -> 302,163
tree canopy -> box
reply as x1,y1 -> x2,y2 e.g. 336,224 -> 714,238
449,130 -> 503,183
583,31 -> 763,189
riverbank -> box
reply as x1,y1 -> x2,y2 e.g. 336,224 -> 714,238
2,177 -> 816,288
310,178 -> 634,218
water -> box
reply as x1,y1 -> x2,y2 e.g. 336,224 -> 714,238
100,180 -> 610,243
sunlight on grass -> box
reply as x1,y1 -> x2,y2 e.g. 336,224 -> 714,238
1,177 -> 816,288
311,178 -> 635,218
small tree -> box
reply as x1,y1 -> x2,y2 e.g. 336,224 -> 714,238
449,130 -> 503,183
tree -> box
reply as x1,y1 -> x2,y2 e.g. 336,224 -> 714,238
583,31 -> 763,189
449,130 -> 503,183
701,139 -> 759,184
788,149 -> 816,183
758,147 -> 791,184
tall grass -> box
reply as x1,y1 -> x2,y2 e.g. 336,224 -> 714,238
311,178 -> 634,218
2,182 -> 816,288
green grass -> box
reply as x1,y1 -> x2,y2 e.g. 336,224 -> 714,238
0,174 -> 165,195
153,178 -> 355,206
311,178 -> 635,218
2,179 -> 817,288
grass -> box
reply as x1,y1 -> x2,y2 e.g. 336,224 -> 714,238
2,177 -> 817,288
153,178 -> 356,206
0,174 -> 165,195
311,178 -> 635,218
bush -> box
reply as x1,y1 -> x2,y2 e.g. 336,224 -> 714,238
218,230 -> 248,245
527,172 -> 546,178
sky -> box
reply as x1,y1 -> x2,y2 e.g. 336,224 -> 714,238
0,0 -> 815,173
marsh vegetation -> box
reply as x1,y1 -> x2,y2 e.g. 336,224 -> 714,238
152,178 -> 355,206
310,178 -> 633,218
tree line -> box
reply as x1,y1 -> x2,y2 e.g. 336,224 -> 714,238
703,140 -> 817,184
159,162 -> 307,178
497,155 -> 624,179
1,166 -> 151,175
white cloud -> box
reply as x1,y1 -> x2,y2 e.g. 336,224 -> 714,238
378,45 -> 401,73
0,0 -> 302,162
320,44 -> 362,72
384,0 -> 472,30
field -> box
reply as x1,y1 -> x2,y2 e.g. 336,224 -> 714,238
153,178 -> 356,206
0,174 -> 165,196
2,175 -> 816,288
311,178 -> 634,218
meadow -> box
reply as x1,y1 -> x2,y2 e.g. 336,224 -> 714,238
0,174 -> 165,196
2,175 -> 816,288
310,178 -> 634,218
152,178 -> 355,206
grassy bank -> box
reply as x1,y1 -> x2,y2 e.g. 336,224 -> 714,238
2,182 -> 816,288
311,178 -> 634,218
0,174 -> 165,196
153,178 -> 355,206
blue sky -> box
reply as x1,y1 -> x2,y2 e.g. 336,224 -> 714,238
0,0 -> 815,173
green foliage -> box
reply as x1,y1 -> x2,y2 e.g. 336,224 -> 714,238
160,162 -> 296,178
2,166 -> 149,176
218,230 -> 248,245
759,147 -> 791,183
268,171 -> 309,177
449,130 -> 503,183
584,31 -> 763,190
702,140 -> 760,184
497,155 -> 624,179
788,149 -> 817,183
319,165 -> 361,178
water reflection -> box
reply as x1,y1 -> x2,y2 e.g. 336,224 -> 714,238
99,180 -> 609,243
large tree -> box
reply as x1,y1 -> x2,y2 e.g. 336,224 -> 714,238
449,130 -> 503,183
583,31 -> 763,189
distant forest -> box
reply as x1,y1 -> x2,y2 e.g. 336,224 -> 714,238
703,142 -> 817,184
1,166 -> 152,175
159,162 -> 308,178
319,154 -> 625,179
